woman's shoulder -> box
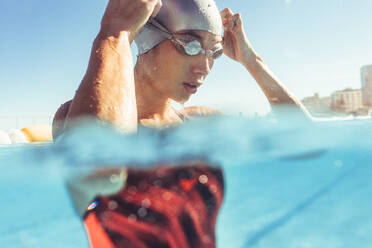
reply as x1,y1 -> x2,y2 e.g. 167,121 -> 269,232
52,100 -> 72,139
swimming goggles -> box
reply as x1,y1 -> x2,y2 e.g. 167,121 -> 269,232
147,18 -> 223,59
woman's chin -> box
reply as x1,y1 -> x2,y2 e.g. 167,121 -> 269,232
173,96 -> 190,105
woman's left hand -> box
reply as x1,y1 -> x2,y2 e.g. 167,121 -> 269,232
220,8 -> 262,66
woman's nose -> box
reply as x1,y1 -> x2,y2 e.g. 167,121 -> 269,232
191,54 -> 212,76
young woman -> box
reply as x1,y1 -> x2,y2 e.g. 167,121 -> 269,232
53,0 -> 311,247
52,0 -> 310,138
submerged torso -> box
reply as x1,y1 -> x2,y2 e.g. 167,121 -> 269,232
83,162 -> 224,248
52,100 -> 221,139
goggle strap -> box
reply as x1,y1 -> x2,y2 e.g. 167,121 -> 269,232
147,17 -> 173,39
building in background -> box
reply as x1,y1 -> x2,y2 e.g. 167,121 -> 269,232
302,65 -> 372,116
361,64 -> 372,106
302,93 -> 331,116
330,88 -> 364,113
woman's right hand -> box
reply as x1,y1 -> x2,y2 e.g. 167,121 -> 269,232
100,0 -> 162,42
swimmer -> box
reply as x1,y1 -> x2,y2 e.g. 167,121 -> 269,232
52,0 -> 313,247
52,0 -> 312,138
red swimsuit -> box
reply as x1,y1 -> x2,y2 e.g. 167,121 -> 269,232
83,162 -> 224,248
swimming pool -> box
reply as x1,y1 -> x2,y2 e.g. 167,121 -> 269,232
1,117 -> 372,247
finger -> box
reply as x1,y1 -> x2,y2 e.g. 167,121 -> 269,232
220,8 -> 233,25
220,8 -> 234,19
231,13 -> 243,29
220,8 -> 235,31
151,0 -> 163,17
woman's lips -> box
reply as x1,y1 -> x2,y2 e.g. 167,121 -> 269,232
183,82 -> 202,94
183,82 -> 198,94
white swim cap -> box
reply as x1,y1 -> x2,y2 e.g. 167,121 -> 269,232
135,0 -> 223,55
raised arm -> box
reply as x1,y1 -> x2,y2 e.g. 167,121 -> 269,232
220,8 -> 313,121
63,0 -> 162,133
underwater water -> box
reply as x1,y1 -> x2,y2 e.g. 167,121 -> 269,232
1,117 -> 372,248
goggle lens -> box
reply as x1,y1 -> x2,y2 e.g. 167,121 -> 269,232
172,39 -> 223,60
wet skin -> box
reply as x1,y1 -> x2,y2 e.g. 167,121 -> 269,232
53,30 -> 223,136
53,4 -> 311,138
134,30 -> 223,127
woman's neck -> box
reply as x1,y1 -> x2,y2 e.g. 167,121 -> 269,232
134,63 -> 179,125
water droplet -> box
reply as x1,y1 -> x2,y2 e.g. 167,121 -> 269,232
138,207 -> 147,218
141,198 -> 151,208
108,200 -> 118,210
128,214 -> 137,222
199,174 -> 208,184
210,184 -> 217,193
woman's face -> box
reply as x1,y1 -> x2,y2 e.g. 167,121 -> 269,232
143,30 -> 223,103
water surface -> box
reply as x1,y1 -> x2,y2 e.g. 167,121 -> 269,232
1,117 -> 371,247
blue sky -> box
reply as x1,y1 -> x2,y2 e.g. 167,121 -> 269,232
1,0 -> 372,128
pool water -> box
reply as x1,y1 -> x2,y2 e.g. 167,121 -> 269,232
1,117 -> 372,247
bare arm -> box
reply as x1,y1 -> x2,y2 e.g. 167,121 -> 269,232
243,55 -> 312,120
62,0 -> 162,133
66,32 -> 137,131
221,8 -> 312,121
